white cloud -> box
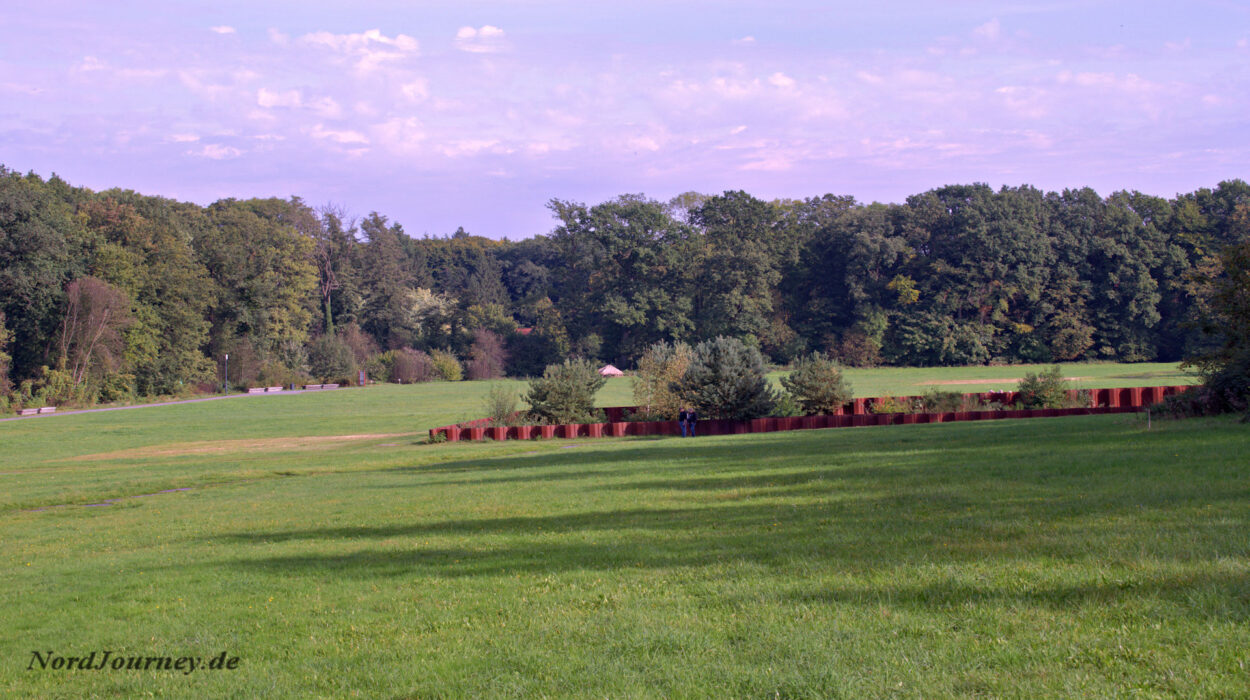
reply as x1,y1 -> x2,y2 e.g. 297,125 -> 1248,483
372,117 -> 426,152
455,25 -> 507,53
78,56 -> 106,72
311,124 -> 369,144
257,87 -> 302,108
309,96 -> 343,118
401,79 -> 429,101
730,125 -> 747,134
733,36 -> 756,45
189,144 -> 243,159
973,18 -> 1001,40
439,139 -> 500,157
210,26 -> 236,35
168,133 -> 200,143
268,28 -> 290,46
768,72 -> 796,89
300,28 -> 419,72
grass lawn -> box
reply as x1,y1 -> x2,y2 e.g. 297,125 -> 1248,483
3,365 -> 1245,698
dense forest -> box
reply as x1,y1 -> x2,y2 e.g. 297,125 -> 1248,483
2,164 -> 1248,405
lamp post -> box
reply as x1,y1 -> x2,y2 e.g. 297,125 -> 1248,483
224,353 -> 229,394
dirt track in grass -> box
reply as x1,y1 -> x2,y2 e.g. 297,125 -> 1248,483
68,433 -> 414,461
919,376 -> 1093,386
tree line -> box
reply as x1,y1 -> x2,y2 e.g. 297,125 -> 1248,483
2,164 -> 1248,406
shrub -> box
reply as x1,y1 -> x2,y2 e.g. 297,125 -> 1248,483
524,359 -> 606,425
869,394 -> 916,414
772,392 -> 802,417
365,351 -> 395,383
308,334 -> 356,382
673,336 -> 777,420
483,385 -> 522,427
1017,365 -> 1069,409
429,349 -> 463,381
919,388 -> 965,413
391,348 -> 437,383
779,352 -> 853,415
466,329 -> 508,380
632,340 -> 694,419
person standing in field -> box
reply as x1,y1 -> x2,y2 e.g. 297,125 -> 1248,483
678,407 -> 690,437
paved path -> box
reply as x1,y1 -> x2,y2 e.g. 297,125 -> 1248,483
0,390 -> 308,423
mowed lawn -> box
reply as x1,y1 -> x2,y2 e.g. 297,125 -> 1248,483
3,365 -> 1247,698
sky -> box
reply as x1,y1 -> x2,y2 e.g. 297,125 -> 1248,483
1,1 -> 1248,239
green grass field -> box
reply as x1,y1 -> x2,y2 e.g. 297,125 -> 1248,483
4,363 -> 1246,698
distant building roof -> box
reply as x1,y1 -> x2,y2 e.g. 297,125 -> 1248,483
598,364 -> 624,376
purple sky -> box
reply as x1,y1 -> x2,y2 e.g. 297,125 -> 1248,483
2,1 -> 1247,239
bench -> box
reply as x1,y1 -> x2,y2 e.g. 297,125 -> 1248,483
18,408 -> 39,416
247,387 -> 266,394
38,406 -> 56,414
322,383 -> 340,389
264,386 -> 283,392
303,384 -> 324,390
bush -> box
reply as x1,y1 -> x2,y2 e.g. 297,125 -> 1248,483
1017,365 -> 1069,409
673,336 -> 777,420
391,349 -> 437,383
632,340 -> 694,419
365,351 -> 395,383
919,388 -> 965,413
96,372 -> 136,403
779,352 -> 853,415
466,329 -> 508,380
308,334 -> 357,382
483,385 -> 522,427
772,392 -> 802,417
524,359 -> 606,425
869,394 -> 917,414
429,349 -> 463,382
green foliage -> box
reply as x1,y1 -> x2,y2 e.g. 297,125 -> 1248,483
632,340 -> 693,419
868,394 -> 916,414
524,358 -> 606,424
482,384 -> 522,427
428,349 -> 463,382
919,389 -> 966,413
308,334 -> 356,382
673,336 -> 777,420
1017,366 -> 1070,409
771,392 -> 802,417
1186,239 -> 1250,415
779,352 -> 853,415
95,372 -> 135,403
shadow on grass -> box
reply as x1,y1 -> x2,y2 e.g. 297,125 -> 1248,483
206,417 -> 1250,620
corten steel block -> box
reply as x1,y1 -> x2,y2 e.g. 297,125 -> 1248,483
852,415 -> 867,427
609,422 -> 627,437
902,414 -> 917,424
954,411 -> 970,422
749,418 -> 768,433
514,425 -> 533,440
799,416 -> 818,430
942,412 -> 959,423
732,420 -> 749,434
539,425 -> 557,439
467,427 -> 486,441
1117,388 -> 1133,407
490,426 -> 507,441
853,398 -> 868,415
559,424 -> 578,438
587,423 -> 603,438
1128,387 -> 1143,407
